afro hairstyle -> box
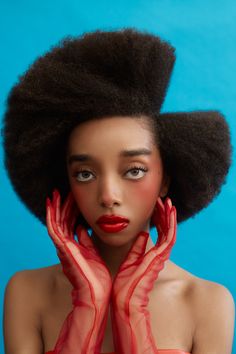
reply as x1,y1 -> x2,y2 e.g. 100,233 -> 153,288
2,27 -> 232,230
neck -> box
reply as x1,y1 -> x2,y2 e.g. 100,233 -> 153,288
90,229 -> 163,280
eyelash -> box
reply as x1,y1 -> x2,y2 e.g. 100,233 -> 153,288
72,165 -> 148,182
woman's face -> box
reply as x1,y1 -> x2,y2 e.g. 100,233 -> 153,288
66,116 -> 169,246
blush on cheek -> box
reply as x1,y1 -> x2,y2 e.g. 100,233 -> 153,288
134,176 -> 159,202
71,187 -> 90,214
131,176 -> 160,219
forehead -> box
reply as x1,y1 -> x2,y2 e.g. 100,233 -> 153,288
67,116 -> 155,152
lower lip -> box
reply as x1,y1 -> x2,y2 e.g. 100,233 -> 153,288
97,222 -> 129,233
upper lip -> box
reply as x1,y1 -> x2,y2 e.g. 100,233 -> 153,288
96,215 -> 130,224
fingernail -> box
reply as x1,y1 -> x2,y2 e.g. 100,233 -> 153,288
53,189 -> 59,198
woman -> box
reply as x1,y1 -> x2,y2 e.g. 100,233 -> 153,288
3,28 -> 235,354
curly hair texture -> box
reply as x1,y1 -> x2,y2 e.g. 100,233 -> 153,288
155,111 -> 232,222
2,28 -> 232,230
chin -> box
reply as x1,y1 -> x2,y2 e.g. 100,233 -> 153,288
93,227 -> 144,245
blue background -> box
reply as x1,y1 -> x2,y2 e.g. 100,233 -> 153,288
0,0 -> 235,352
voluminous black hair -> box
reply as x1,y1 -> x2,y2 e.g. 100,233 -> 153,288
2,28 -> 232,229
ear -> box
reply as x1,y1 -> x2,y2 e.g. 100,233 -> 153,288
159,174 -> 171,198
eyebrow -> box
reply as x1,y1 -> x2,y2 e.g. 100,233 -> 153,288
67,148 -> 152,165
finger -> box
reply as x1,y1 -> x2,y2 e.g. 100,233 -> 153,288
143,204 -> 177,267
52,189 -> 61,226
156,197 -> 166,226
50,191 -> 66,243
46,198 -> 64,248
66,198 -> 79,230
66,212 -> 79,240
63,210 -> 77,240
46,198 -> 53,236
46,198 -> 55,238
121,231 -> 149,267
50,213 -> 65,246
156,196 -> 165,213
155,198 -> 173,249
166,197 -> 172,208
50,191 -> 57,226
56,190 -> 62,226
165,199 -> 174,245
76,225 -> 101,258
167,206 -> 177,247
151,197 -> 164,225
61,193 -> 78,236
159,197 -> 171,238
153,198 -> 167,246
54,190 -> 74,239
156,206 -> 177,259
61,191 -> 74,224
164,197 -> 171,231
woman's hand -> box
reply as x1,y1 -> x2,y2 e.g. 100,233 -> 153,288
110,197 -> 177,354
46,188 -> 113,303
112,196 -> 176,306
45,189 -> 113,353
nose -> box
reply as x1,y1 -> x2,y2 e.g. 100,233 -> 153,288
98,175 -> 122,209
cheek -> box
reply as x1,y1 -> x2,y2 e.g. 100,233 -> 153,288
129,172 -> 161,219
132,172 -> 160,202
70,184 -> 94,219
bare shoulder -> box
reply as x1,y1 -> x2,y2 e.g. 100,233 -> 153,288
4,264 -> 63,322
187,274 -> 235,354
6,264 -> 60,299
167,261 -> 235,308
3,265 -> 58,354
6,263 -> 70,304
189,274 -> 235,306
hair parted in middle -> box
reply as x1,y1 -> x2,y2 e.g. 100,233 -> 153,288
2,28 -> 232,231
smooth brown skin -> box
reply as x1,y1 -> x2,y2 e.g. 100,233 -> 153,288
4,261 -> 235,354
3,116 -> 235,354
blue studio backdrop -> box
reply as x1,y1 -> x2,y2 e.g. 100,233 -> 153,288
0,1 -> 235,353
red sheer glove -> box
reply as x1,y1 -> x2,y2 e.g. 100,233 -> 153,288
110,197 -> 177,354
46,189 -> 112,354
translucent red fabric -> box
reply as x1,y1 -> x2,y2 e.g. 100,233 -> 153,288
109,199 -> 178,354
46,190 -> 113,353
45,191 -> 187,354
46,350 -> 190,354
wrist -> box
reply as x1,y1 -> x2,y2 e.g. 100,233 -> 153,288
71,287 -> 111,310
60,289 -> 111,354
110,299 -> 157,354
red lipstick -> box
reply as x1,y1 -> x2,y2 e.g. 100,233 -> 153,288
96,215 -> 130,233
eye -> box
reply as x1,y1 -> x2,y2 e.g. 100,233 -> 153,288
125,166 -> 148,180
72,165 -> 148,183
73,170 -> 94,182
